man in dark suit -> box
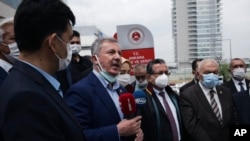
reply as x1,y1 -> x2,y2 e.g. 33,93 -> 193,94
179,59 -> 237,141
223,58 -> 250,93
179,58 -> 203,93
232,90 -> 250,124
0,18 -> 18,86
140,58 -> 183,141
64,37 -> 143,141
55,30 -> 92,94
0,0 -> 86,141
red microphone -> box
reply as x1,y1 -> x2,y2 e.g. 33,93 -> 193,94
119,93 -> 136,119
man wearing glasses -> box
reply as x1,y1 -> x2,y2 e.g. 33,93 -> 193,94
140,58 -> 182,141
131,63 -> 148,91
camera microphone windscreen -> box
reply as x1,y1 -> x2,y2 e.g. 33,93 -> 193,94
119,93 -> 136,116
133,90 -> 147,108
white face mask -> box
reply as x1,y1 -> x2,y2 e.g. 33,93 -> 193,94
137,79 -> 148,88
232,68 -> 245,81
70,44 -> 81,54
1,42 -> 19,63
8,42 -> 20,58
155,74 -> 168,88
117,74 -> 131,87
55,36 -> 72,71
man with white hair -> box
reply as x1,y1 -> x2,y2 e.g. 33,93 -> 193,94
179,59 -> 238,141
0,18 -> 19,86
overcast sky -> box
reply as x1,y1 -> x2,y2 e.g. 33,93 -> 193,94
67,0 -> 250,63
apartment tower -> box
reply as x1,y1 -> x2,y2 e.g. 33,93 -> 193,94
172,0 -> 222,69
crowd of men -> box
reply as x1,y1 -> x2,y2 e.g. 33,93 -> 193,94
0,0 -> 249,141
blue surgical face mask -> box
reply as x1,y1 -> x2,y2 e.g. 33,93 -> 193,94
201,73 -> 219,89
95,55 -> 118,83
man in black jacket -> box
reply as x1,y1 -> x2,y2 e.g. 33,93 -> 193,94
179,58 -> 203,93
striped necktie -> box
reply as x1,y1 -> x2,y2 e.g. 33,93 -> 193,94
209,89 -> 222,124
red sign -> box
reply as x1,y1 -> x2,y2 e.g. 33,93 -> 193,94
122,48 -> 155,74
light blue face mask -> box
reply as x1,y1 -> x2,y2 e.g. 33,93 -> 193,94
95,55 -> 118,83
201,73 -> 219,89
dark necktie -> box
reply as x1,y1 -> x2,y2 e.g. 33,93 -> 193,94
238,82 -> 245,92
159,92 -> 178,141
209,90 -> 222,124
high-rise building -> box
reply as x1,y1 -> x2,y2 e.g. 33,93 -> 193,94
172,0 -> 222,69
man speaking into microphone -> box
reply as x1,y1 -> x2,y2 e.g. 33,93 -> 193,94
64,37 -> 143,141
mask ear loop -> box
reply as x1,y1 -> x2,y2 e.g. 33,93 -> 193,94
94,55 -> 104,72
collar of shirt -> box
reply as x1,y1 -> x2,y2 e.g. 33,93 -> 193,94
21,60 -> 61,96
198,81 -> 217,96
153,87 -> 166,95
232,78 -> 246,86
93,69 -> 120,91
0,58 -> 12,72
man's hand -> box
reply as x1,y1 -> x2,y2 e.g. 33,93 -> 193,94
117,116 -> 142,136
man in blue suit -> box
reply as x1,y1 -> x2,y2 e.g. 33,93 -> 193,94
64,37 -> 143,141
0,0 -> 86,141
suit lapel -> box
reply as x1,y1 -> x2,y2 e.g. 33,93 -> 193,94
229,79 -> 238,93
245,79 -> 250,92
195,84 -> 222,121
146,84 -> 168,119
89,72 -> 121,121
216,86 -> 226,125
14,61 -> 84,131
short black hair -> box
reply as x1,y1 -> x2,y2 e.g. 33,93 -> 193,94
14,0 -> 75,52
73,30 -> 80,37
191,58 -> 203,71
146,58 -> 166,74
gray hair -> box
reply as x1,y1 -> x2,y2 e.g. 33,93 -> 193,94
91,37 -> 119,56
134,63 -> 146,72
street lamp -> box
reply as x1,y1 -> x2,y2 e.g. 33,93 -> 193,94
215,39 -> 232,61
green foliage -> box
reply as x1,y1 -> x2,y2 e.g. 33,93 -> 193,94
219,63 -> 231,82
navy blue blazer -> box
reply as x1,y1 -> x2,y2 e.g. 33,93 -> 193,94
0,67 -> 8,87
0,60 -> 86,141
223,78 -> 250,94
64,71 -> 130,141
232,90 -> 250,124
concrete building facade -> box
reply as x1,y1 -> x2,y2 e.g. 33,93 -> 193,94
172,0 -> 223,69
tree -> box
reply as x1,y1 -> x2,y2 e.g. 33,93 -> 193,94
219,63 -> 231,82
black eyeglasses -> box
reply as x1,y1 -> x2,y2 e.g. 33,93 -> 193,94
135,75 -> 146,80
151,71 -> 170,76
70,41 -> 81,44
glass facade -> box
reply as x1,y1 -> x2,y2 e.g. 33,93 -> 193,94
172,0 -> 222,66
